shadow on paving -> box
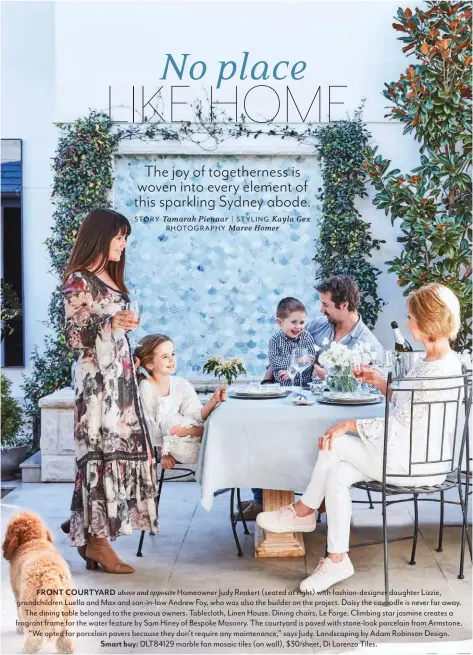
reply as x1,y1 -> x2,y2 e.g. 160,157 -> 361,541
1,481 -> 471,654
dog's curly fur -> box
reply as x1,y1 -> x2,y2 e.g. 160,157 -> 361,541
3,511 -> 74,654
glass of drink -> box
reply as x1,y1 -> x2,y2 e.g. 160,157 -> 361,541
249,376 -> 260,391
368,345 -> 382,368
350,354 -> 364,392
126,301 -> 140,347
291,348 -> 316,395
380,350 -> 394,377
287,361 -> 298,390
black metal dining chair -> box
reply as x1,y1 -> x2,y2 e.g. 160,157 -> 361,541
436,462 -> 472,556
348,370 -> 472,605
213,488 -> 250,556
136,450 -> 251,557
136,447 -> 195,557
433,366 -> 472,555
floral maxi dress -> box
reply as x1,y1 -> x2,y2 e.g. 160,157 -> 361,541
63,272 -> 157,547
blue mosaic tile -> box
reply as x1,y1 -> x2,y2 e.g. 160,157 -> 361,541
115,154 -> 320,377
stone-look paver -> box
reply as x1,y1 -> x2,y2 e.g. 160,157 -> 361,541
1,481 -> 471,655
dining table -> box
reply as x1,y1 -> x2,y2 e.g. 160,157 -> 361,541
195,390 -> 386,558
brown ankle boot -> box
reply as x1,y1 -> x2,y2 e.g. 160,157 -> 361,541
85,537 -> 134,574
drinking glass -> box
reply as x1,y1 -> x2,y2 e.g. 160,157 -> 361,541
380,350 -> 394,378
291,348 -> 316,395
248,376 -> 259,391
350,354 -> 363,392
126,301 -> 140,320
126,301 -> 140,347
287,361 -> 298,389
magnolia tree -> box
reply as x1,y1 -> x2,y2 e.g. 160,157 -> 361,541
364,1 -> 472,351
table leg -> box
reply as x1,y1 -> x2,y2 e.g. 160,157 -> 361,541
255,489 -> 305,558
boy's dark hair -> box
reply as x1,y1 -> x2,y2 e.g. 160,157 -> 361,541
316,275 -> 360,312
276,297 -> 306,319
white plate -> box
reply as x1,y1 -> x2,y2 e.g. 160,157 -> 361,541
317,393 -> 383,406
229,390 -> 291,399
328,391 -> 368,400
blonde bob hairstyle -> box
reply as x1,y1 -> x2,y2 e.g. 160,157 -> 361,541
408,283 -> 461,341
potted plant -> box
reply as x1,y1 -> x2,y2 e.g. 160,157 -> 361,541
1,374 -> 30,479
203,356 -> 246,386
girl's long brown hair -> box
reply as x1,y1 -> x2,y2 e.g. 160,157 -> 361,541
63,208 -> 131,291
135,334 -> 174,382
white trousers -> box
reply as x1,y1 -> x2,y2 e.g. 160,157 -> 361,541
301,434 -> 383,554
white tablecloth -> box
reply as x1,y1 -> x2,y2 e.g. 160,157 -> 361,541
196,395 -> 385,510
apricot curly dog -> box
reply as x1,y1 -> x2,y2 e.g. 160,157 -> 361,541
3,511 -> 74,653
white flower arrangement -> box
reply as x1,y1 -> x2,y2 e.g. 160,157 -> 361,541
319,342 -> 353,370
319,340 -> 377,367
319,341 -> 375,393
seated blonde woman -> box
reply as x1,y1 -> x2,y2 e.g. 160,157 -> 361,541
257,283 -> 462,593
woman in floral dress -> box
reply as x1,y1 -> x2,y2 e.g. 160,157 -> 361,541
61,208 -> 156,573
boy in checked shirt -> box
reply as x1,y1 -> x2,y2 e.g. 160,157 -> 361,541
238,297 -> 318,522
268,297 -> 318,387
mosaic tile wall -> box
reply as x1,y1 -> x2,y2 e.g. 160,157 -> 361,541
114,155 -> 321,378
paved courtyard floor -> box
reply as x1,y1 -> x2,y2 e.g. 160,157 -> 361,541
1,480 -> 471,655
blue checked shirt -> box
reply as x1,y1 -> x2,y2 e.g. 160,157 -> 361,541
268,330 -> 317,387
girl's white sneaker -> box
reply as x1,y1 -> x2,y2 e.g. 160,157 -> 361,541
300,554 -> 354,593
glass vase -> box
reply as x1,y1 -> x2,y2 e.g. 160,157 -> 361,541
325,366 -> 358,393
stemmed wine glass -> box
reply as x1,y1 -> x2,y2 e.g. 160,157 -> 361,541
380,350 -> 394,378
247,375 -> 259,391
369,344 -> 384,369
126,301 -> 140,347
369,345 -> 394,387
287,360 -> 298,389
350,353 -> 364,393
291,348 -> 316,395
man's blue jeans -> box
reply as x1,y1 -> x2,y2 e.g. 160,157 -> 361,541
252,488 -> 263,505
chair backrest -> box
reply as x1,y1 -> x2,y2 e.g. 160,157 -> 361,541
382,369 -> 472,483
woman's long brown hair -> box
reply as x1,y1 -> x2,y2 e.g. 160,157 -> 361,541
63,208 -> 131,291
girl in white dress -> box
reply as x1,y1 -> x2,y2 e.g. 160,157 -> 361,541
135,334 -> 227,469
257,284 -> 464,593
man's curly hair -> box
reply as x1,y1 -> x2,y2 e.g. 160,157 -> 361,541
316,276 -> 360,312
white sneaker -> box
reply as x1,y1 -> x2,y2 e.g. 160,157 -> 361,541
300,554 -> 354,593
256,504 -> 316,533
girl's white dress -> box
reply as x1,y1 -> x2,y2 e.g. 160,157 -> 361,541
356,351 -> 462,485
139,376 -> 204,464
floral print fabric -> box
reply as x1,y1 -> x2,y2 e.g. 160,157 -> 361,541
63,272 -> 157,546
